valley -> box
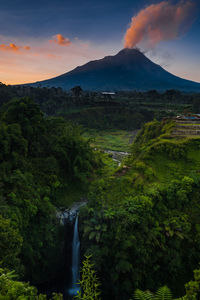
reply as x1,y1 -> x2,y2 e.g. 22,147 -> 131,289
1,83 -> 200,299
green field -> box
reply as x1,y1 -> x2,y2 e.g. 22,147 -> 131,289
82,129 -> 138,151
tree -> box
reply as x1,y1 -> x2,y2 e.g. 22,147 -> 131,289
75,255 -> 101,300
0,268 -> 38,299
181,269 -> 200,300
192,96 -> 200,113
71,86 -> 82,97
0,215 -> 22,270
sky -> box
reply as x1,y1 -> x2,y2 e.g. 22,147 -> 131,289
0,0 -> 200,84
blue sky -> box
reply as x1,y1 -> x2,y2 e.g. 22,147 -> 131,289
0,0 -> 199,84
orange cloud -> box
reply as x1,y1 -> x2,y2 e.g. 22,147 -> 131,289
24,46 -> 31,50
9,43 -> 20,51
50,34 -> 71,46
0,36 -> 108,85
124,0 -> 195,49
0,43 -> 31,53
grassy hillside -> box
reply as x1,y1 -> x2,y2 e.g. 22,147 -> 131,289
128,119 -> 200,188
86,119 -> 200,203
80,119 -> 200,299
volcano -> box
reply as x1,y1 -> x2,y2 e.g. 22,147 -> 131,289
31,48 -> 200,91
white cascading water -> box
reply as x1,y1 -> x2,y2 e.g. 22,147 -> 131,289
68,214 -> 80,296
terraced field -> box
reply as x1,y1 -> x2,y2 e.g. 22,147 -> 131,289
172,119 -> 200,137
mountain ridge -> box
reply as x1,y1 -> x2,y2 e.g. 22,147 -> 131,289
30,48 -> 200,92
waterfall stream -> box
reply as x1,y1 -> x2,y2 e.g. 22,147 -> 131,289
68,215 -> 80,296
57,202 -> 86,297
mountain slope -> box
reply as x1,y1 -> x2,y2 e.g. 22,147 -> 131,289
31,48 -> 200,91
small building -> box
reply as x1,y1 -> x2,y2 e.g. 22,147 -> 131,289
101,92 -> 116,100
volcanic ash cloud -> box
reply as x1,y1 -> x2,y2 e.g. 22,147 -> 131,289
124,0 -> 195,49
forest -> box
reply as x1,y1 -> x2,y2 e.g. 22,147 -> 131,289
0,96 -> 102,298
1,85 -> 200,299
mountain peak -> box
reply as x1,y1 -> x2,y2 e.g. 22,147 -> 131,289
117,48 -> 143,56
31,48 -> 200,92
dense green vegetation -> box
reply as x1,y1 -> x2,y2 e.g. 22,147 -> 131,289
0,268 -> 63,299
80,120 -> 200,299
1,83 -> 200,150
1,84 -> 200,299
0,83 -> 199,124
0,82 -> 199,153
0,97 -> 101,293
132,268 -> 200,300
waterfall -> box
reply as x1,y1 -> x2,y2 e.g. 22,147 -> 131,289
68,214 -> 80,296
57,201 -> 86,297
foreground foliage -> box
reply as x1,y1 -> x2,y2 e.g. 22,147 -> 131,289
0,97 -> 100,286
132,268 -> 200,300
0,268 -> 63,299
75,255 -> 101,300
133,286 -> 172,300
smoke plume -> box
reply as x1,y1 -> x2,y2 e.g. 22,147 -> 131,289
124,0 -> 195,49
